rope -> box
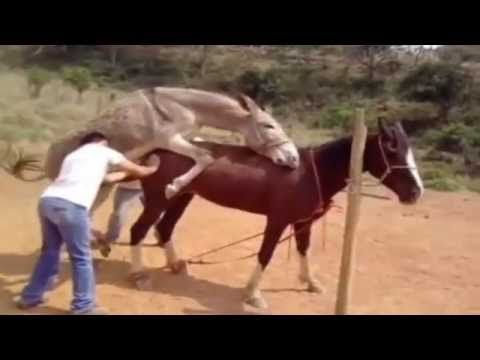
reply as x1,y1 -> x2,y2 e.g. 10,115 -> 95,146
322,215 -> 327,251
185,216 -> 320,266
131,137 -> 396,270
182,148 -> 326,267
180,135 -> 417,266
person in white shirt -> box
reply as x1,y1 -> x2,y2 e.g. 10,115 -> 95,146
15,132 -> 158,315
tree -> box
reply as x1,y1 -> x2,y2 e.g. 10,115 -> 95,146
235,69 -> 285,106
348,45 -> 394,80
398,62 -> 470,123
26,66 -> 53,98
61,66 -> 93,103
197,45 -> 211,78
347,45 -> 394,97
399,45 -> 439,67
94,45 -> 124,67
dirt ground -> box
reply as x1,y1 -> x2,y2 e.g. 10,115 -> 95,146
1,173 -> 480,315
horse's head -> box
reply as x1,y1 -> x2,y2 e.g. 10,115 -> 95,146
237,95 -> 300,169
365,119 -> 424,205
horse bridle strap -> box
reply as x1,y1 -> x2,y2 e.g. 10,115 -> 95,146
376,135 -> 417,184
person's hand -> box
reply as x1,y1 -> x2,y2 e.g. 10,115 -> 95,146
145,154 -> 160,168
117,159 -> 157,179
141,165 -> 158,177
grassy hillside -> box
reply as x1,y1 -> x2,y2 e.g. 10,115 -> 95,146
1,45 -> 480,193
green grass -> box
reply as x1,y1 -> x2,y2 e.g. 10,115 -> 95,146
466,178 -> 480,194
0,70 -> 125,144
1,60 -> 480,196
424,177 -> 463,192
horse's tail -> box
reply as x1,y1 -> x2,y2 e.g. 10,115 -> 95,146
0,142 -> 46,182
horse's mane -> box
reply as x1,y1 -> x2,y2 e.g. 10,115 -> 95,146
306,136 -> 352,153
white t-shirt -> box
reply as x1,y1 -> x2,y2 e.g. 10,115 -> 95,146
42,143 -> 127,210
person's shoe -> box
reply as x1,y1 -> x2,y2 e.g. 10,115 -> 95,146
72,306 -> 109,315
14,296 -> 46,310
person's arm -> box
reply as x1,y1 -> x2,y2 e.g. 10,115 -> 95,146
103,154 -> 160,185
103,171 -> 131,184
115,159 -> 158,178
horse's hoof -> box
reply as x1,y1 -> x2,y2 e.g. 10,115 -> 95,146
307,282 -> 325,294
298,275 -> 309,284
165,184 -> 178,200
129,272 -> 152,291
99,244 -> 112,259
169,260 -> 188,275
245,296 -> 268,310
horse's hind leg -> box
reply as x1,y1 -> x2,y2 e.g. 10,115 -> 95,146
164,134 -> 214,199
294,221 -> 324,294
155,193 -> 195,275
129,204 -> 165,290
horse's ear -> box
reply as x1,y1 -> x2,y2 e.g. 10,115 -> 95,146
378,117 -> 393,139
394,121 -> 406,135
237,94 -> 260,116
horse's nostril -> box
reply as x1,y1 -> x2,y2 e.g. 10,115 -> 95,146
410,188 -> 421,200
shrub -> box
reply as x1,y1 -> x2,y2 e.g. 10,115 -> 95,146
398,62 -> 470,122
381,101 -> 439,135
454,106 -> 480,127
422,124 -> 469,153
61,66 -> 94,103
26,66 -> 53,98
234,68 -> 288,106
351,76 -> 386,98
424,177 -> 462,192
466,178 -> 480,193
320,103 -> 356,130
0,47 -> 25,68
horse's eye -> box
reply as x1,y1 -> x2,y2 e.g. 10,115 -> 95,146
262,124 -> 275,130
386,142 -> 397,153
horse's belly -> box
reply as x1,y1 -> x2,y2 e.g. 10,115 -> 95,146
193,173 -> 270,215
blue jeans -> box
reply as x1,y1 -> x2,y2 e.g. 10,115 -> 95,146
21,197 -> 96,314
105,188 -> 144,243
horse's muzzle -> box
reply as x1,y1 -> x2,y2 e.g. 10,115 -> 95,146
274,156 -> 299,169
399,187 -> 422,205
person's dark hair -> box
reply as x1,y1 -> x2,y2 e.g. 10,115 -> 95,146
79,132 -> 108,146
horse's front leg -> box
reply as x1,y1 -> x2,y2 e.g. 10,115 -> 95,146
164,134 -> 214,199
294,221 -> 324,294
245,220 -> 288,310
129,205 -> 165,290
155,193 -> 195,275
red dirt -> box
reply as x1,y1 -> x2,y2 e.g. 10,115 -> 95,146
1,174 -> 480,315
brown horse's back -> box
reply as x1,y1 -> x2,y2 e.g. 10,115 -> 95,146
144,142 -> 310,217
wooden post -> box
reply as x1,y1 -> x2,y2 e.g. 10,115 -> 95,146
335,109 -> 368,315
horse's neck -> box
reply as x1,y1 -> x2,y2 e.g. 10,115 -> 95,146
315,137 -> 354,200
315,135 -> 377,200
152,87 -> 249,132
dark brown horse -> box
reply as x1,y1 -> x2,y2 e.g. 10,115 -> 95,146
122,119 -> 424,309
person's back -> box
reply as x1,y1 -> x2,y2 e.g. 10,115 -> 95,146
42,143 -> 126,211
